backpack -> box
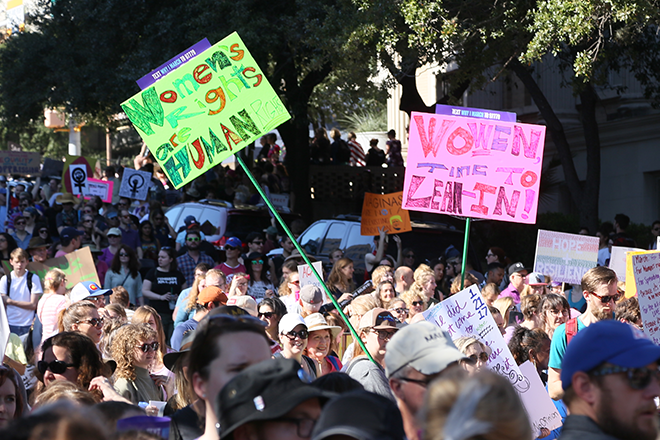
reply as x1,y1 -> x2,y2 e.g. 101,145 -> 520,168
565,317 -> 578,344
6,271 -> 34,298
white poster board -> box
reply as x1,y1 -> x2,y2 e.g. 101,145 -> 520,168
518,361 -> 564,435
68,164 -> 88,196
534,230 -> 598,284
0,298 -> 10,362
610,246 -> 644,282
298,261 -> 324,288
423,285 -> 561,432
632,251 -> 660,343
119,168 -> 151,201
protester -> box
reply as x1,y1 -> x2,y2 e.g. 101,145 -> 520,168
453,336 -> 491,374
483,262 -> 505,288
429,258 -> 449,300
278,271 -> 301,312
539,293 -> 571,338
327,257 -> 356,302
508,327 -> 551,383
500,262 -> 527,305
36,268 -> 68,350
394,265 -> 414,295
303,313 -> 343,376
58,300 -> 104,345
69,280 -> 111,308
385,322 -> 466,440
559,320 -> 660,440
1,248 -> 43,335
55,193 -> 79,233
257,296 -> 287,353
408,265 -> 438,306
136,221 -> 160,263
171,286 -> 227,351
387,298 -> 409,324
481,282 -> 500,306
173,263 -> 211,328
10,213 -> 31,250
0,365 -> 23,428
143,247 -> 186,339
400,289 -> 426,323
132,305 -> 173,385
216,237 -> 246,284
371,265 -> 394,287
177,230 -> 215,287
520,293 -> 543,330
0,233 -> 18,270
244,252 -> 275,300
365,138 -> 385,166
104,245 -> 143,307
615,295 -> 642,329
372,280 -> 397,309
55,227 -> 84,257
278,313 -> 317,379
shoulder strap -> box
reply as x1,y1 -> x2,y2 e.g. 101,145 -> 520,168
565,317 -> 578,344
327,356 -> 340,371
26,271 -> 33,293
6,272 -> 10,296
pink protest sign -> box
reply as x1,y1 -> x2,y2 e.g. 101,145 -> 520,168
402,111 -> 546,224
83,178 -> 113,204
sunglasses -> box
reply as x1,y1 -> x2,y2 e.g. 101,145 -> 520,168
290,279 -> 300,286
15,221 -> 25,225
251,259 -> 264,265
39,229 -> 48,234
38,359 -> 75,375
251,241 -> 264,245
412,300 -> 424,307
589,291 -> 621,304
78,317 -> 104,328
136,342 -> 160,353
464,352 -> 490,364
258,311 -> 275,319
285,329 -> 309,340
225,245 -> 237,250
83,219 -> 93,223
187,237 -> 201,242
119,253 -> 129,257
592,365 -> 660,390
371,329 -> 396,341
390,307 -> 409,315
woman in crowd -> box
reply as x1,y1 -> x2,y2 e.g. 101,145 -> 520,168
539,293 -> 570,338
137,220 -> 160,263
132,306 -> 172,384
409,265 -> 438,305
174,264 -> 210,328
257,297 -> 286,353
344,308 -> 398,400
303,313 -> 343,376
327,257 -> 356,302
454,336 -> 491,375
485,246 -> 507,266
0,366 -> 23,428
104,245 -> 143,307
111,323 -> 163,404
508,327 -> 551,384
142,247 -> 186,339
371,265 -> 394,287
37,268 -> 68,352
400,289 -> 426,323
278,313 -> 316,379
520,294 -> 543,330
493,296 -> 515,328
99,229 -> 122,267
373,280 -> 397,309
388,298 -> 409,324
450,272 -> 479,295
98,312 -> 126,360
481,283 -> 500,306
429,258 -> 450,300
244,252 -> 275,300
226,272 -> 249,297
341,295 -> 380,364
58,301 -> 104,346
277,271 -> 301,313
424,369 -> 532,440
0,233 -> 18,272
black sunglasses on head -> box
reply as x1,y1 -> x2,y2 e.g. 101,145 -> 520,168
38,359 -> 75,375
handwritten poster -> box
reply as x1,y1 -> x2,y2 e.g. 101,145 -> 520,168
609,246 -> 643,283
423,285 -> 561,431
518,361 -> 563,434
119,168 -> 152,201
85,178 -> 113,203
298,261 -> 324,288
0,299 -> 9,364
0,151 -> 40,175
632,251 -> 660,343
625,249 -> 656,298
534,230 -> 599,284
402,111 -> 546,224
121,33 -> 291,189
361,192 -> 412,236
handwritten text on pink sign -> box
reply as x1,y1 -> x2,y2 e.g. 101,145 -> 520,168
402,112 -> 546,224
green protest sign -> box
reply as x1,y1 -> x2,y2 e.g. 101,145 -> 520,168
121,32 -> 291,189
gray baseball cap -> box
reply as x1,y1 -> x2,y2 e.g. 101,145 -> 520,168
384,322 -> 466,378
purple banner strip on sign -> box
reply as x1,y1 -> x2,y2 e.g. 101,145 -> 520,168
136,38 -> 212,90
435,104 -> 517,122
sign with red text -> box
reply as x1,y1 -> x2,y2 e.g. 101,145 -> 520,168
402,112 -> 546,223
534,230 -> 599,284
298,261 -> 324,289
632,251 -> 660,343
121,33 -> 291,189
361,192 -> 412,236
423,285 -> 561,432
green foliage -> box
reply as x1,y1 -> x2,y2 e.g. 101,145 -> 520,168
336,103 -> 387,132
0,121 -> 68,158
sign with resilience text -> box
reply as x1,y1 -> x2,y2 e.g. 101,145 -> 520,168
121,32 -> 291,189
402,111 -> 546,224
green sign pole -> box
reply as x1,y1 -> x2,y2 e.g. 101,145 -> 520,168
234,154 -> 376,364
460,217 -> 471,290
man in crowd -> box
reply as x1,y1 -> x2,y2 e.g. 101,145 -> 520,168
27,237 -> 49,263
548,266 -> 619,399
272,235 -> 295,279
0,248 -> 43,335
119,209 -> 140,250
177,230 -> 215,286
394,266 -> 413,295
170,286 -> 227,351
558,320 -> 660,440
217,237 -> 246,284
55,227 -> 83,257
385,322 -> 466,440
499,262 -> 527,305
482,262 -> 505,288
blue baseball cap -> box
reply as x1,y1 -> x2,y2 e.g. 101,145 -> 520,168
225,237 -> 242,248
60,227 -> 84,241
561,320 -> 660,390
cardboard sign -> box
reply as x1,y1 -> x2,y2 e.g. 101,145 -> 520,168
27,247 -> 99,289
85,178 -> 113,203
270,193 -> 290,209
625,249 -> 656,298
42,158 -> 64,179
62,155 -> 100,194
119,168 -> 152,201
0,151 -> 40,175
402,111 -> 546,224
518,361 -> 564,434
534,230 -> 599,284
423,285 -> 561,431
121,33 -> 291,189
361,192 -> 412,236
632,251 -> 660,343
609,246 -> 643,282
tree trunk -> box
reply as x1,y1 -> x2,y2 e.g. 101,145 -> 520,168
577,83 -> 601,233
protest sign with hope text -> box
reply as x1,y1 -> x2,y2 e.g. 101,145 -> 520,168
402,112 -> 546,224
534,230 -> 599,285
361,192 -> 412,236
632,251 -> 660,343
121,32 -> 291,189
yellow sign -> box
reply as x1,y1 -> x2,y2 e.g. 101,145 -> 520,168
361,192 -> 412,236
625,250 -> 659,297
121,32 -> 291,189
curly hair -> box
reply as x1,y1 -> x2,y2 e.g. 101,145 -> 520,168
33,380 -> 98,409
400,289 -> 427,310
372,281 -> 396,309
41,332 -> 109,390
508,327 -> 550,366
99,316 -> 127,360
111,324 -> 157,381
131,306 -> 167,361
450,272 -> 478,294
58,301 -> 97,333
44,268 -> 67,293
327,257 -> 356,293
413,263 -> 433,282
371,265 -> 393,286
520,294 -> 542,321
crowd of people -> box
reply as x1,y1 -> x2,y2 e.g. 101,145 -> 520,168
0,157 -> 657,440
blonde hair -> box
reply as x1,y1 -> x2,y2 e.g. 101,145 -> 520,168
348,295 -> 380,317
481,283 -> 500,303
44,268 -> 67,293
186,273 -> 206,312
33,380 -> 98,409
132,306 -> 167,361
450,272 -> 478,294
371,265 -> 393,286
400,288 -> 426,310
99,317 -> 127,360
111,324 -> 157,381
520,294 -> 541,321
58,301 -> 97,333
278,271 -> 298,297
424,369 -> 532,440
493,297 -> 514,325
10,247 -> 28,261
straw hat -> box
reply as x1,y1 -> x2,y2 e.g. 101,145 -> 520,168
56,193 -> 77,204
304,313 -> 342,339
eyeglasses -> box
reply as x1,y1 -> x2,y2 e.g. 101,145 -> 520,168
258,311 -> 275,319
405,254 -> 415,258
390,307 -> 409,316
83,219 -> 93,223
251,259 -> 264,265
276,418 -> 316,438
592,365 -> 660,390
464,352 -> 489,364
187,237 -> 200,242
290,279 -> 300,286
39,229 -> 48,234
77,317 -> 104,328
589,290 -> 621,304
399,376 -> 434,388
136,342 -> 160,353
412,300 -> 424,307
119,253 -> 129,257
251,240 -> 264,245
38,359 -> 76,375
371,329 -> 396,341
285,329 -> 309,340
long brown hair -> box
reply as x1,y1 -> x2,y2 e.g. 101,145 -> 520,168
327,257 -> 356,292
41,332 -> 109,390
110,245 -> 140,278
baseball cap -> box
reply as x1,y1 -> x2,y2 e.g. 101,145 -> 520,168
106,211 -> 118,219
107,227 -> 122,237
217,358 -> 333,439
385,322 -> 466,378
70,281 -> 111,304
60,227 -> 84,241
304,313 -> 342,339
225,237 -> 242,248
197,286 -> 228,306
299,285 -> 323,305
359,308 -> 398,331
227,296 -> 258,317
279,313 -> 307,335
527,272 -> 547,286
184,215 -> 197,226
508,262 -> 526,276
561,320 -> 660,390
311,390 -> 405,440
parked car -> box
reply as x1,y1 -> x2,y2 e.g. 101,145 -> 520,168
297,215 -> 479,280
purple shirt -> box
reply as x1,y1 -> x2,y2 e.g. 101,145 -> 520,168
99,248 -> 116,267
120,226 -> 140,250
499,283 -> 521,305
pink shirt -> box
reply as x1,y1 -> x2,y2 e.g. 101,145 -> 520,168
215,262 -> 246,284
38,293 -> 68,343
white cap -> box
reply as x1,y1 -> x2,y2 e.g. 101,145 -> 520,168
278,313 -> 307,335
